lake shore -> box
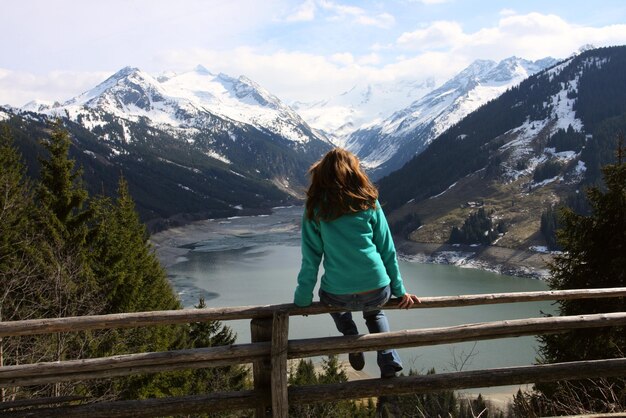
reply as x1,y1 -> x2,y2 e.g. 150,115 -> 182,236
395,239 -> 554,280
150,217 -> 220,267
151,212 -> 554,279
155,209 -> 548,411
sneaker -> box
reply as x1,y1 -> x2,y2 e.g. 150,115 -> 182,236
348,352 -> 365,371
380,365 -> 398,378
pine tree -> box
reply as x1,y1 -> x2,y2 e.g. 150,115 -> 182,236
289,359 -> 318,386
29,122 -> 103,399
37,120 -> 91,244
537,147 -> 626,409
540,205 -> 560,251
87,176 -> 184,399
449,208 -> 501,245
0,125 -> 49,402
394,368 -> 457,417
288,356 -> 373,417
184,298 -> 247,396
0,125 -> 39,322
459,394 -> 489,418
90,176 -> 179,315
34,121 -> 99,321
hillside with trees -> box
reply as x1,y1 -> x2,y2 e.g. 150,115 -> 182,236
0,122 -> 246,404
515,151 -> 626,416
0,112 -> 306,233
379,45 -> 626,253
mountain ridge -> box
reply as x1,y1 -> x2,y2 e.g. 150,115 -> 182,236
379,45 -> 626,253
342,55 -> 560,179
3,66 -> 335,229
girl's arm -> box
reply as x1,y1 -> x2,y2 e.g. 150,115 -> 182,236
294,215 -> 323,307
371,203 -> 407,298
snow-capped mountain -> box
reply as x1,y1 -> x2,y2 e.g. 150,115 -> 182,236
21,65 -> 333,195
44,65 -> 328,147
291,78 -> 436,145
10,66 -> 334,226
345,56 -> 559,179
21,99 -> 60,113
379,45 -> 626,250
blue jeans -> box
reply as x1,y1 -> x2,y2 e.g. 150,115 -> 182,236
319,285 -> 403,374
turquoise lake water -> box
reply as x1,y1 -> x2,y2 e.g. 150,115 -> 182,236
164,206 -> 555,394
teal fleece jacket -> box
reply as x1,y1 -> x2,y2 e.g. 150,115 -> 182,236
294,201 -> 407,307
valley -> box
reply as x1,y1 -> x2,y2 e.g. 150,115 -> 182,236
3,45 -> 626,257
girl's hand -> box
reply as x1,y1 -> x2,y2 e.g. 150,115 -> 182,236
398,293 -> 421,309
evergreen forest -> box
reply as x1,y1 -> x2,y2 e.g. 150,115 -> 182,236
0,122 -> 247,411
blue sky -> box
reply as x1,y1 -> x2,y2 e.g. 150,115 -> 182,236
2,0 -> 626,106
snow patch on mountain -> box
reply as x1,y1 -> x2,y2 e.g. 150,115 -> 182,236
292,78 -> 436,143
493,57 -> 592,184
345,56 -> 559,178
205,150 -> 231,164
22,99 -> 59,113
548,78 -> 584,132
28,66 -> 328,147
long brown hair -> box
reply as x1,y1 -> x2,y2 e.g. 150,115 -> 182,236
305,148 -> 378,221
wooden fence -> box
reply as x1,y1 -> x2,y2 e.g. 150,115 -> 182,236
0,287 -> 625,417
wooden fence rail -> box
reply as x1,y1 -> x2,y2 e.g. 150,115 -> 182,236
1,287 -> 625,337
2,312 -> 626,388
2,358 -> 626,418
1,288 -> 625,417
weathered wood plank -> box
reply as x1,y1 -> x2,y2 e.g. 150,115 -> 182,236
0,342 -> 270,387
3,359 -> 624,418
2,312 -> 625,387
287,312 -> 626,358
1,288 -> 625,337
288,358 -> 626,404
271,311 -> 289,418
0,395 -> 85,411
251,318 -> 272,418
0,390 -> 261,418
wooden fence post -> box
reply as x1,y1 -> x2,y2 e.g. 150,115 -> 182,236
271,311 -> 289,418
251,317 -> 273,417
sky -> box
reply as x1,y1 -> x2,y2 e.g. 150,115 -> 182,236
2,0 -> 626,107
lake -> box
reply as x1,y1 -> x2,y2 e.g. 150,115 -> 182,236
161,206 -> 555,393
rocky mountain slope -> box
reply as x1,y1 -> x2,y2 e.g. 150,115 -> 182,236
291,78 -> 436,145
379,45 -> 626,252
4,66 -> 333,228
344,56 -> 558,179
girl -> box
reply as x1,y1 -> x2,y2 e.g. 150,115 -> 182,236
294,148 -> 420,378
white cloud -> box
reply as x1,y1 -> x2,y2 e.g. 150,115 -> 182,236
397,21 -> 467,49
0,69 -> 111,107
3,9 -> 626,109
285,0 -> 316,22
357,53 -> 381,66
152,46 -> 462,104
467,12 -> 626,60
396,12 -> 626,61
499,8 -> 517,16
318,0 -> 364,17
331,52 -> 355,65
355,12 -> 396,29
283,0 -> 395,28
